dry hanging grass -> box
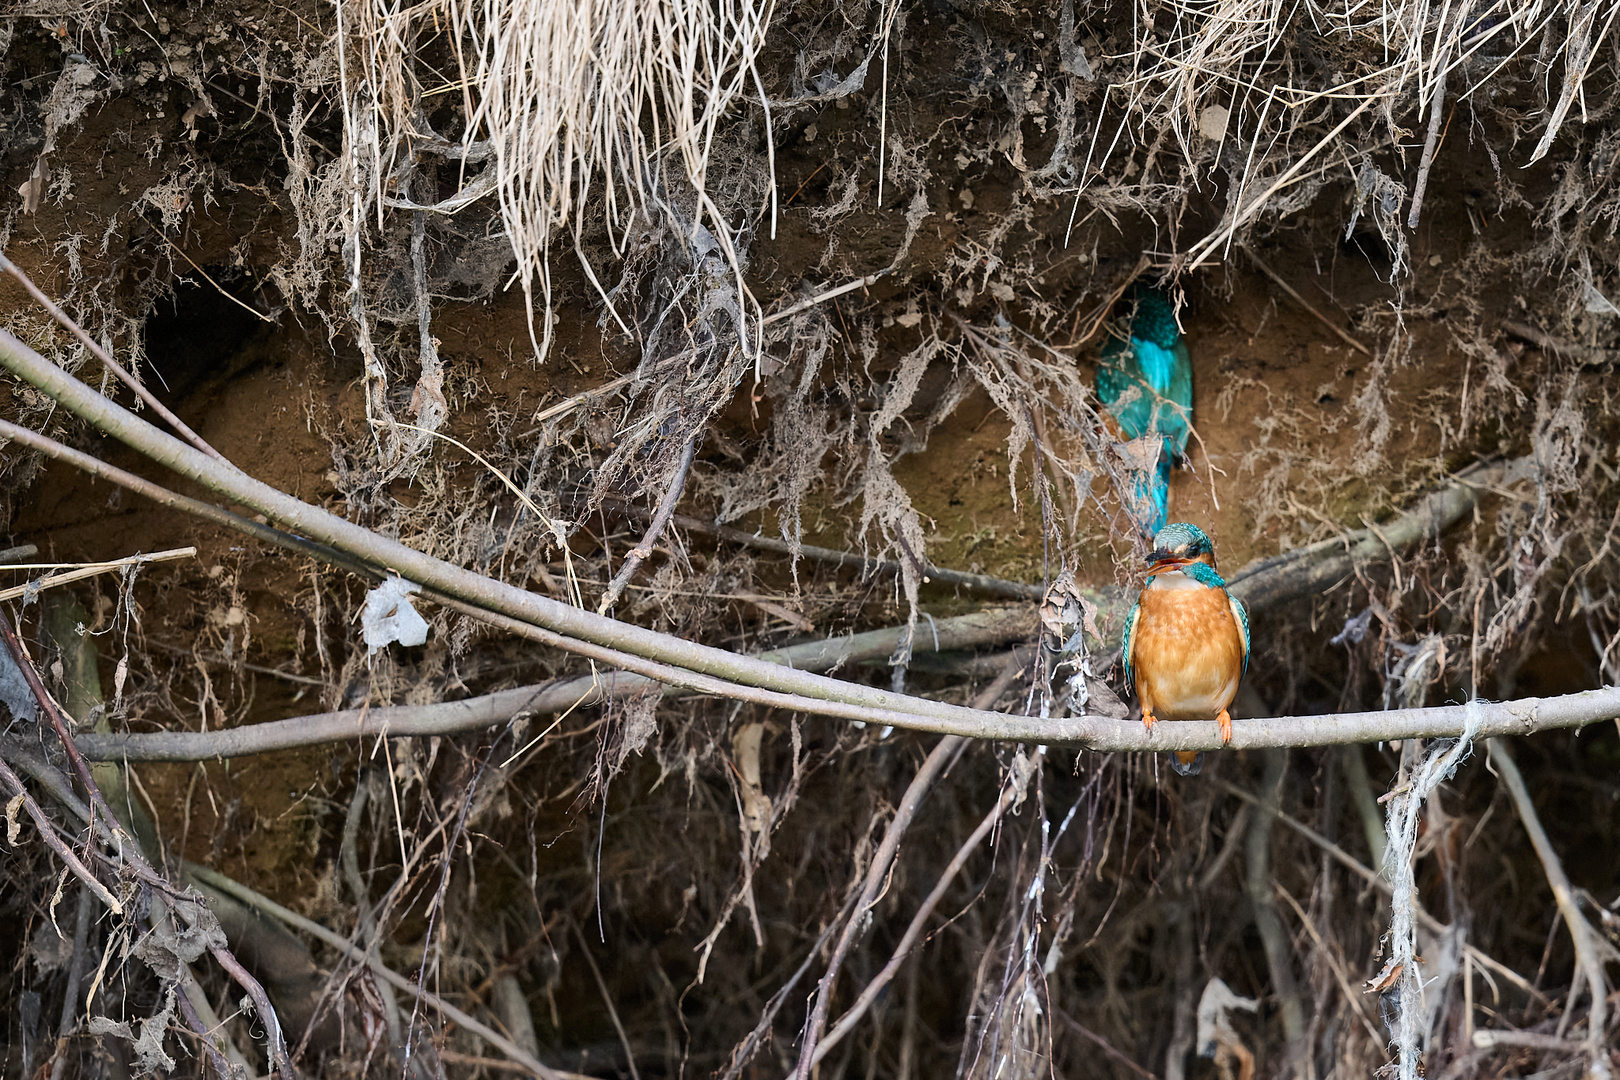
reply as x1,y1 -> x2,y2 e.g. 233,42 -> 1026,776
350,0 -> 777,360
1083,0 -> 1618,268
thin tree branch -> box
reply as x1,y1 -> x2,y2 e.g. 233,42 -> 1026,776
0,331 -> 1589,753
1240,244 -> 1371,356
813,715 -> 1030,1063
0,251 -> 225,460
73,608 -> 1032,761
792,733 -> 971,1079
1487,739 -> 1614,1075
1053,1006 -> 1162,1080
1273,883 -> 1385,1048
570,917 -> 642,1080
796,659 -> 1026,1076
598,435 -> 697,614
610,498 -> 1046,601
50,881 -> 97,1080
0,756 -> 123,912
0,614 -> 297,1080
184,863 -> 590,1080
66,684 -> 1620,762
762,272 -> 886,325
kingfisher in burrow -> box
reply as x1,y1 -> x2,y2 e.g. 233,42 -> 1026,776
1122,522 -> 1250,774
1095,288 -> 1193,537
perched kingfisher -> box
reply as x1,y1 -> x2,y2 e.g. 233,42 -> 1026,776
1122,523 -> 1250,772
1095,288 -> 1193,536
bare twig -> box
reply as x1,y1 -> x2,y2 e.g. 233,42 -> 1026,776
796,657 -> 1024,1077
0,614 -> 297,1079
49,881 -> 97,1080
0,251 -> 225,459
598,434 -> 697,613
609,498 -> 1046,600
1487,739 -> 1614,1076
1501,320 -> 1620,368
719,893 -> 861,1080
814,689 -> 1031,1063
571,918 -> 642,1080
1053,1006 -> 1161,1080
1273,883 -> 1385,1047
1240,244 -> 1371,356
520,373 -> 634,435
185,862 -> 586,1080
149,231 -> 277,323
0,756 -> 123,913
71,609 -> 1030,761
0,416 -> 375,577
792,733 -> 971,1079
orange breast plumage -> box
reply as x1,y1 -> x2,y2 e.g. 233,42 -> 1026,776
1130,583 -> 1246,720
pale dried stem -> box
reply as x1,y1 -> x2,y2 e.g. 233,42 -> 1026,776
0,547 -> 195,602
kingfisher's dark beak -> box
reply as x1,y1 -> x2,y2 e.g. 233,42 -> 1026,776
1148,549 -> 1191,572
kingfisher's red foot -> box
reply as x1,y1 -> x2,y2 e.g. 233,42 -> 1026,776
1141,708 -> 1159,732
1216,708 -> 1233,745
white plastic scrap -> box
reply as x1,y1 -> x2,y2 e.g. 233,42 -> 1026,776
361,578 -> 430,654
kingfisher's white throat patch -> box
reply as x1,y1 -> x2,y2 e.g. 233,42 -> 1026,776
1148,570 -> 1205,591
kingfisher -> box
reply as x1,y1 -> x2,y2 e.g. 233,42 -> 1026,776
1095,288 -> 1193,537
1122,522 -> 1249,774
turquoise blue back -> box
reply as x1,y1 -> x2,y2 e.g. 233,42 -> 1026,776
1096,290 -> 1193,533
